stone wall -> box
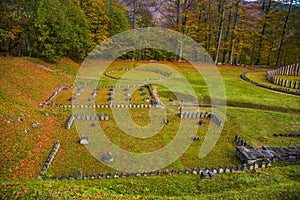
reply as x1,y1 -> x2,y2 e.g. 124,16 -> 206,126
235,135 -> 300,164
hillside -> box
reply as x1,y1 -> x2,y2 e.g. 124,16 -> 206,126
0,57 -> 78,179
0,56 -> 299,199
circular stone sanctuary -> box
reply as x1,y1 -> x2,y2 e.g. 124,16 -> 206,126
105,68 -> 170,81
240,63 -> 300,96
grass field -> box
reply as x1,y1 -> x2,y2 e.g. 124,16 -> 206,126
1,165 -> 299,199
106,69 -> 165,80
275,75 -> 300,82
0,57 -> 299,199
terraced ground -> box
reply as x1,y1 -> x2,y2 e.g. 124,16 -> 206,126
0,57 -> 299,199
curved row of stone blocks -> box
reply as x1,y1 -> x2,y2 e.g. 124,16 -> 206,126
266,63 -> 300,89
105,68 -> 171,82
240,71 -> 300,96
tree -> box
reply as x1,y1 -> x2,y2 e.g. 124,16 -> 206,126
29,0 -> 90,61
0,0 -> 37,55
255,0 -> 272,65
276,0 -> 293,66
121,0 -> 157,28
79,0 -> 109,51
229,0 -> 240,64
214,0 -> 226,64
106,3 -> 129,36
0,0 -> 91,61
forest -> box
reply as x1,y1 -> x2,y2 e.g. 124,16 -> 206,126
0,0 -> 299,66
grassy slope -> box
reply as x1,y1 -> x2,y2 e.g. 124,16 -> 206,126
0,58 -> 299,199
0,165 -> 299,199
0,57 -> 78,179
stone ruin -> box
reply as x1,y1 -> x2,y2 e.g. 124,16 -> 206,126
66,115 -> 75,130
40,141 -> 60,175
45,161 -> 273,180
42,84 -> 66,105
235,135 -> 300,164
66,113 -> 109,130
266,63 -> 300,90
241,71 -> 300,96
273,132 -> 300,137
179,111 -> 223,126
102,152 -> 113,163
192,135 -> 200,141
80,135 -> 89,145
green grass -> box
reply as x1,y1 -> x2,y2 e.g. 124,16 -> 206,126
275,75 -> 300,82
220,67 -> 300,111
107,69 -> 164,80
0,58 -> 299,199
0,57 -> 76,180
1,165 -> 299,199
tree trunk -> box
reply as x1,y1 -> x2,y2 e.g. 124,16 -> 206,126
276,0 -> 293,67
215,2 -> 225,64
207,0 -> 212,54
222,10 -> 232,63
255,0 -> 272,65
176,0 -> 180,29
267,41 -> 272,66
229,0 -> 240,65
250,45 -> 255,65
26,29 -> 31,57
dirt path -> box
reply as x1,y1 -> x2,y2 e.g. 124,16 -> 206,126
36,64 -> 54,72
